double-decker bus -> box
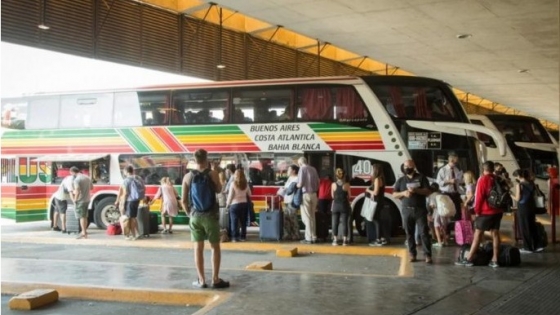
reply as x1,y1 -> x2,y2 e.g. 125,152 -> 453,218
468,114 -> 558,200
1,76 -> 504,236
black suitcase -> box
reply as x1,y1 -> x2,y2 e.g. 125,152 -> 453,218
137,205 -> 151,237
65,203 -> 81,234
149,213 -> 159,234
315,211 -> 330,242
259,196 -> 283,241
536,222 -> 548,248
459,244 -> 491,266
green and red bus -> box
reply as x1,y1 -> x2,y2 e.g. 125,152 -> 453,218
1,75 -> 504,235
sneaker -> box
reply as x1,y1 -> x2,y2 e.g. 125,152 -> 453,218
380,238 -> 388,245
134,235 -> 142,240
61,230 -> 67,234
535,247 -> 544,253
52,227 -> 61,232
425,256 -> 433,264
168,230 -> 173,234
332,240 -> 339,246
161,229 -> 169,234
519,249 -> 533,254
239,238 -> 246,242
211,278 -> 230,289
409,256 -> 418,263
300,240 -> 314,244
488,261 -> 499,268
192,280 -> 207,289
455,259 -> 473,267
342,240 -> 349,246
432,242 -> 443,248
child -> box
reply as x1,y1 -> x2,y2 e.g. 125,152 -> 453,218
427,182 -> 449,247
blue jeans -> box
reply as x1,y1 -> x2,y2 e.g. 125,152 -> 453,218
229,202 -> 248,240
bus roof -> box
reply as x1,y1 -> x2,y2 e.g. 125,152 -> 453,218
2,75 -> 449,99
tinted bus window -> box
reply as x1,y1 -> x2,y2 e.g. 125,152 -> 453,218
138,92 -> 170,126
232,88 -> 293,123
119,154 -> 186,185
296,86 -> 372,124
173,89 -> 229,125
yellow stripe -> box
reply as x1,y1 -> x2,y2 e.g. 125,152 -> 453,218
319,133 -> 382,141
176,134 -> 252,144
135,128 -> 170,153
16,198 -> 48,211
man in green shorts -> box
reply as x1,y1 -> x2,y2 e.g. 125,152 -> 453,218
181,149 -> 229,289
71,166 -> 93,239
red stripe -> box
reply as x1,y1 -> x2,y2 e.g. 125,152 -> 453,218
185,144 -> 260,152
152,127 -> 186,152
1,145 -> 134,155
329,143 -> 385,150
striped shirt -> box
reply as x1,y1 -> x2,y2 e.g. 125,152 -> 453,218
297,164 -> 319,194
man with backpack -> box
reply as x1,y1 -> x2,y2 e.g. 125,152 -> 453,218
456,161 -> 504,268
115,165 -> 145,240
181,149 -> 230,289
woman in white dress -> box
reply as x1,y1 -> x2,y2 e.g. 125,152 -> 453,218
151,177 -> 179,234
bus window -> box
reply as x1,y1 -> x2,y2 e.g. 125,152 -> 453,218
470,119 -> 497,148
245,153 -> 300,186
173,89 -> 229,125
2,99 -> 28,130
52,162 -> 90,183
333,86 -> 370,122
92,158 -> 110,184
59,93 -> 114,128
232,88 -> 292,123
297,87 -> 333,121
138,92 -> 170,126
369,85 -> 459,121
118,154 -> 186,185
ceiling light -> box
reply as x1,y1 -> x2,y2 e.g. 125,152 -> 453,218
456,34 -> 472,39
518,69 -> 530,73
38,24 -> 50,30
216,64 -> 226,69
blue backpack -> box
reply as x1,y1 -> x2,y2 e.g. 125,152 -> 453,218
190,169 -> 216,212
127,176 -> 146,201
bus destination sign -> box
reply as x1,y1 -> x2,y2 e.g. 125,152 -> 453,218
408,131 -> 441,150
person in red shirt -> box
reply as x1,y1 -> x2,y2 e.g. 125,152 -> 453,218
318,171 -> 333,214
456,161 -> 503,268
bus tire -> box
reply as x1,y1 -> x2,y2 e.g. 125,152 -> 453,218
94,197 -> 118,230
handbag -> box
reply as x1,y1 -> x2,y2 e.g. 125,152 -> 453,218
360,197 -> 377,222
533,185 -> 546,214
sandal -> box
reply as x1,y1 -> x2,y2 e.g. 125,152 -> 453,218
192,280 -> 207,289
211,278 -> 230,289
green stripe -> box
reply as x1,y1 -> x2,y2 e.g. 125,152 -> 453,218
308,123 -> 363,132
118,129 -> 151,153
169,125 -> 243,136
1,209 -> 16,220
2,129 -> 119,139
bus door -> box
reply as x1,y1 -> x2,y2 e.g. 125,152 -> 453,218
304,151 -> 335,178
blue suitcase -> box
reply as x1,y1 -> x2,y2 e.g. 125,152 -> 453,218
259,196 -> 283,241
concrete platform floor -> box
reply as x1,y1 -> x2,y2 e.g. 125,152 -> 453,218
1,215 -> 560,315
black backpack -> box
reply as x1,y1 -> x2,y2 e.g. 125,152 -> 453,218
486,176 -> 511,210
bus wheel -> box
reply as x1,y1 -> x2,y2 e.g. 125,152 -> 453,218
94,197 -> 118,230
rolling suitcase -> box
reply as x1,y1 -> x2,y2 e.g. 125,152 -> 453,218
259,195 -> 283,241
149,213 -> 159,234
535,222 -> 548,248
315,211 -> 330,242
137,204 -> 151,238
219,207 -> 230,231
455,208 -> 473,245
65,203 -> 81,234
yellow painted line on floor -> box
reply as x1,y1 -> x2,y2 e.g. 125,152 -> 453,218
2,281 -> 231,315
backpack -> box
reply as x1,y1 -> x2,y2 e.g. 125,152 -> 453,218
189,169 -> 216,212
127,176 -> 146,201
436,194 -> 456,217
486,176 -> 511,210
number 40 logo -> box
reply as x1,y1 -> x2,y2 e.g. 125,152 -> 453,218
352,160 -> 372,179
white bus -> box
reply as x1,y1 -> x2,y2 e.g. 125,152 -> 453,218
1,75 -> 504,237
469,114 -> 558,200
